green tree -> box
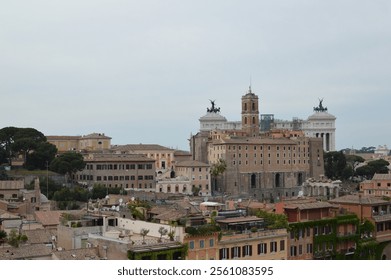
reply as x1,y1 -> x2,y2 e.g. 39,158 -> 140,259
25,142 -> 58,170
256,210 -> 288,229
356,159 -> 390,179
210,159 -> 227,194
7,229 -> 28,248
140,228 -> 150,244
324,151 -> 347,180
0,127 -> 50,166
0,230 -> 7,246
50,152 -> 86,182
158,226 -> 168,242
53,186 -> 88,203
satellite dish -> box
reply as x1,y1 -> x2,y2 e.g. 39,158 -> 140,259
131,197 -> 135,201
298,191 -> 304,197
238,199 -> 242,203
119,198 -> 123,204
105,195 -> 110,200
111,205 -> 116,210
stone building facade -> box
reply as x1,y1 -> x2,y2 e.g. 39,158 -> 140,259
190,87 -> 325,201
207,132 -> 324,200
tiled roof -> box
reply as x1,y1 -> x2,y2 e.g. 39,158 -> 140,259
34,210 -> 83,227
372,173 -> 391,180
0,244 -> 52,260
34,211 -> 63,226
284,201 -> 336,210
330,194 -> 389,205
53,248 -> 100,260
24,229 -> 56,244
217,216 -> 263,224
154,209 -> 187,222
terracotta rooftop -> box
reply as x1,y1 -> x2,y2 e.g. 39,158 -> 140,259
53,248 -> 100,260
24,229 -> 56,244
372,173 -> 391,180
283,201 -> 336,210
330,194 -> 390,205
0,244 -> 52,260
34,210 -> 83,227
217,216 -> 264,224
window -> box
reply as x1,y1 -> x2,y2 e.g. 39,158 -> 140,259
209,239 -> 214,247
280,240 -> 285,251
219,248 -> 229,260
307,244 -> 313,254
200,240 -> 205,248
299,245 -> 303,255
231,246 -> 241,259
243,245 -> 252,257
189,241 -> 195,250
270,242 -> 277,253
290,246 -> 297,257
258,243 -> 267,254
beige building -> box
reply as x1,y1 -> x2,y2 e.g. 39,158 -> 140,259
175,160 -> 211,196
0,180 -> 24,201
76,152 -> 156,191
216,216 -> 288,260
47,133 -> 111,153
112,144 -> 191,174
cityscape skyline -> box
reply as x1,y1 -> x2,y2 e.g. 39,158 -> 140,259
1,1 -> 390,151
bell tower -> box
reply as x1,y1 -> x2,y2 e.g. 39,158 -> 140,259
241,86 -> 260,137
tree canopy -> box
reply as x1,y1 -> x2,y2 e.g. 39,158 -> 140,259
0,126 -> 57,169
324,151 -> 349,180
49,151 -> 85,179
210,159 -> 227,193
356,159 -> 390,179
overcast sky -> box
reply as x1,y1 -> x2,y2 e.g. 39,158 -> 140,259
1,1 -> 390,151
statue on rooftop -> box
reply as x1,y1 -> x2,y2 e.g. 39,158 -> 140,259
207,99 -> 220,113
313,98 -> 328,112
